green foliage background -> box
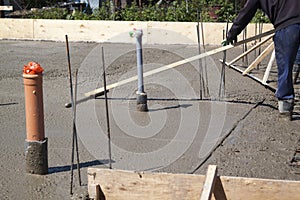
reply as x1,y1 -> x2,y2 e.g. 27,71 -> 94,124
20,0 -> 270,23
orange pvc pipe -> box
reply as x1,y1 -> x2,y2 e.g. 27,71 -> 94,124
23,74 -> 45,141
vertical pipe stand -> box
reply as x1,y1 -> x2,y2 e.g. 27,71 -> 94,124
23,73 -> 48,175
132,28 -> 148,112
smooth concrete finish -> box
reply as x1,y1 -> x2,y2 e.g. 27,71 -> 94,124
0,19 -> 273,44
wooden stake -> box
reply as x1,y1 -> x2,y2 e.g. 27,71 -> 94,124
199,165 -> 217,200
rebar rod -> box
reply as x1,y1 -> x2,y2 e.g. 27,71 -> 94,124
101,46 -> 112,169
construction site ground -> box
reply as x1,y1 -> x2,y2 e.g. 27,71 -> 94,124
1,40 -> 300,199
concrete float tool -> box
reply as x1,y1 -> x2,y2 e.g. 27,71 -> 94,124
220,59 -> 276,92
64,29 -> 275,107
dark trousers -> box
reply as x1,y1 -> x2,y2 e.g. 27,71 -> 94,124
295,47 -> 300,65
274,23 -> 300,100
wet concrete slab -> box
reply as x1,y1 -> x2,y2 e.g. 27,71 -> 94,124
1,40 -> 300,199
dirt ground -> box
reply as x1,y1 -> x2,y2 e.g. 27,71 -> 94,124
1,40 -> 300,199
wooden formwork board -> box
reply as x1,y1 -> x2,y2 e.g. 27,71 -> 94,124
0,18 -> 274,43
0,6 -> 13,11
0,19 -> 34,39
88,168 -> 300,200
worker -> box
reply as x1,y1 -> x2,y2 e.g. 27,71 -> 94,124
222,0 -> 300,121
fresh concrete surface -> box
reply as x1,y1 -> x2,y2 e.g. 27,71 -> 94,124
0,40 -> 300,199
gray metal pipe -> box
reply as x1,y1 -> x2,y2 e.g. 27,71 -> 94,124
130,28 -> 148,111
135,29 -> 144,93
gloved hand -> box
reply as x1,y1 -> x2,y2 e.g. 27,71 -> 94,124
221,37 -> 237,46
221,39 -> 233,46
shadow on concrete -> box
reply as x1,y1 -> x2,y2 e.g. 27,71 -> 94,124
0,102 -> 18,106
260,103 -> 277,110
148,104 -> 192,112
48,159 -> 113,174
96,96 -> 260,105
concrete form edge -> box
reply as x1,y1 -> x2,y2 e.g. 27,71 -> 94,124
0,19 -> 273,45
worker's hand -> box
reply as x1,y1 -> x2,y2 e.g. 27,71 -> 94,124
221,39 -> 232,46
221,36 -> 237,46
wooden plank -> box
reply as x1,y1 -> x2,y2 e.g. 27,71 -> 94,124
0,5 -> 13,11
262,49 -> 276,84
228,34 -> 274,66
61,29 -> 276,107
233,29 -> 274,47
200,165 -> 217,200
242,42 -> 274,75
88,168 -> 300,200
84,29 -> 275,98
88,168 -> 206,200
84,44 -> 234,97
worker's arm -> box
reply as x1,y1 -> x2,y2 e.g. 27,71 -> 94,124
227,0 -> 260,41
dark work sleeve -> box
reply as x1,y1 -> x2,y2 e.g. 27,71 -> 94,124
227,0 -> 259,41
